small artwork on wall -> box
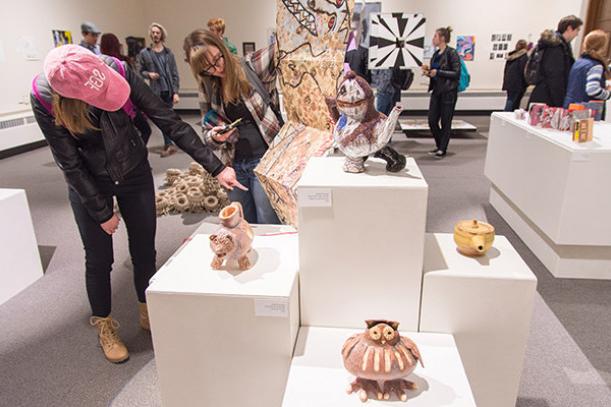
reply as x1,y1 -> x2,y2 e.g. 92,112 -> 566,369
52,30 -> 72,47
456,35 -> 475,61
491,32 -> 513,60
242,42 -> 255,57
489,52 -> 495,60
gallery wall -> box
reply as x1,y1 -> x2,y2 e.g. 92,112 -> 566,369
0,0 -> 587,114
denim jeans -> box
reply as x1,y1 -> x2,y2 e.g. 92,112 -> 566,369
376,88 -> 402,116
228,157 -> 280,224
504,90 -> 525,112
159,91 -> 175,147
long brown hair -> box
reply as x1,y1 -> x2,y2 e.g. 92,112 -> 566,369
583,29 -> 609,71
52,93 -> 96,135
185,29 -> 250,104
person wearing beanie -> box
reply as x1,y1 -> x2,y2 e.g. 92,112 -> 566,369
30,45 -> 245,364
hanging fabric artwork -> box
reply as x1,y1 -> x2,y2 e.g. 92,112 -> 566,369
368,13 -> 426,69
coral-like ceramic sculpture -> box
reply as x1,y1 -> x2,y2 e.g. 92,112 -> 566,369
155,162 -> 229,217
210,202 -> 254,271
326,71 -> 406,173
342,320 -> 423,403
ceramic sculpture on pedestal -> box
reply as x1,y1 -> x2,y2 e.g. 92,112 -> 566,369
453,219 -> 495,257
342,320 -> 423,402
210,202 -> 254,271
326,71 -> 406,173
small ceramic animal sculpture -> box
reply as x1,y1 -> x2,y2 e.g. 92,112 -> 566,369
453,219 -> 495,257
210,202 -> 254,270
342,320 -> 423,402
326,70 -> 406,173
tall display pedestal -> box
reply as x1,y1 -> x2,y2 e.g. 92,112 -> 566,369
485,112 -> 611,279
282,327 -> 476,406
0,189 -> 43,305
147,231 -> 300,407
297,157 -> 428,330
420,233 -> 537,407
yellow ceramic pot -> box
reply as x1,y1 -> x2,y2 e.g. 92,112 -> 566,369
453,220 -> 495,257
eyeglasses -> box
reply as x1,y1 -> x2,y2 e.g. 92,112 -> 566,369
200,53 -> 224,76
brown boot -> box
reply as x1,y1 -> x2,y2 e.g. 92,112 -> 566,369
138,302 -> 150,331
90,316 -> 129,363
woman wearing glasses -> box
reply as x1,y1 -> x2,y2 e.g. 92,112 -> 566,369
183,29 -> 281,224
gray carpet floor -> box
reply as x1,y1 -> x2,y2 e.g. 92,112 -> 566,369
1,115 -> 610,407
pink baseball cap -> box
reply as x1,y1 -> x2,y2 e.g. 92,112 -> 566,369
43,44 -> 130,112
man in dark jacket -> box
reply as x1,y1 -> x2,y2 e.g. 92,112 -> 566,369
528,15 -> 583,107
136,22 -> 181,156
503,40 -> 529,111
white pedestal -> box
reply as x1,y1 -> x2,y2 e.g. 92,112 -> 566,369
297,157 -> 428,330
147,231 -> 300,407
420,233 -> 537,407
0,189 -> 43,305
282,327 -> 476,407
484,112 -> 611,279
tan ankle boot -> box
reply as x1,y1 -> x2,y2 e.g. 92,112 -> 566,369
138,302 -> 150,331
90,316 -> 129,363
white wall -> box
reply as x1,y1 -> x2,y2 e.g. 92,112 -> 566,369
0,0 -> 146,114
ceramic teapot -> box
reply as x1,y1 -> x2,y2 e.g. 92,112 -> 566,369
210,202 -> 254,270
453,219 -> 495,257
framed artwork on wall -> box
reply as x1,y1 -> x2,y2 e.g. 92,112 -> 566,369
242,42 -> 256,57
52,30 -> 72,47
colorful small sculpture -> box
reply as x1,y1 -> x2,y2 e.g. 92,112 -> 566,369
326,71 -> 406,173
342,320 -> 423,402
210,202 -> 254,271
453,219 -> 495,257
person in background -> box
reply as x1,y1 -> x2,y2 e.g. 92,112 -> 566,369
528,15 -> 583,107
31,45 -> 244,364
136,23 -> 180,156
184,29 -> 281,224
372,68 -> 401,116
344,14 -> 371,83
422,26 -> 461,159
207,18 -> 238,55
502,39 -> 529,111
80,21 -> 101,55
101,33 -> 152,144
564,30 -> 611,112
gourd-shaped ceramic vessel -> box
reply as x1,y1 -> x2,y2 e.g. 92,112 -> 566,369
210,202 -> 254,270
453,219 -> 495,257
342,320 -> 423,402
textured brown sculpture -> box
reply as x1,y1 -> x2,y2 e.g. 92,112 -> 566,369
342,320 -> 423,402
453,219 -> 495,257
210,202 -> 254,271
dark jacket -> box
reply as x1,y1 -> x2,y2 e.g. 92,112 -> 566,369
345,45 -> 372,83
31,57 -> 224,224
564,54 -> 607,107
502,49 -> 528,93
136,46 -> 180,95
428,46 -> 461,94
529,30 -> 575,107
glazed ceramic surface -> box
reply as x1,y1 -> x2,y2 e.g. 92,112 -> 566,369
453,219 -> 495,257
210,202 -> 254,270
342,320 -> 423,402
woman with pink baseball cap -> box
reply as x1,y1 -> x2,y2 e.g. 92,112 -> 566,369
31,44 -> 246,364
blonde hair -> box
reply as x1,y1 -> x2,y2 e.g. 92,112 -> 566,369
583,30 -> 609,64
149,22 -> 167,42
207,18 -> 226,36
52,93 -> 97,136
186,29 -> 251,104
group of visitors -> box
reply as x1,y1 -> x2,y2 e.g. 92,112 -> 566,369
502,15 -> 610,113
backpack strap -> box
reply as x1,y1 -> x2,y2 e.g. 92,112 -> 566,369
108,56 -> 136,120
31,74 -> 53,115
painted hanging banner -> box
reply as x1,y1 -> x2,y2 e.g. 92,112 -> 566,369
369,13 -> 426,69
456,35 -> 475,61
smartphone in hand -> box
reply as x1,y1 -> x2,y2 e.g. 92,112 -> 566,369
217,118 -> 243,134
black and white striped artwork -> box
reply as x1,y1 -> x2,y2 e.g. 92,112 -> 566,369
369,13 -> 426,69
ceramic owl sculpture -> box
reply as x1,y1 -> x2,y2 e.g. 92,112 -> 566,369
326,71 -> 406,173
342,320 -> 423,402
210,202 -> 254,271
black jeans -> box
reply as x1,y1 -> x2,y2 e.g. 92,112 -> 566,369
69,160 -> 157,317
159,91 -> 175,147
428,91 -> 458,153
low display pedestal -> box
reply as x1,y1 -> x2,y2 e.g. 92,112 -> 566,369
485,112 -> 611,279
0,189 -> 43,305
297,157 -> 428,330
420,233 -> 537,407
147,230 -> 299,407
281,327 -> 476,406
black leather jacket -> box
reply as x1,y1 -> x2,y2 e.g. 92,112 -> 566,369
428,46 -> 461,94
31,58 -> 224,224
